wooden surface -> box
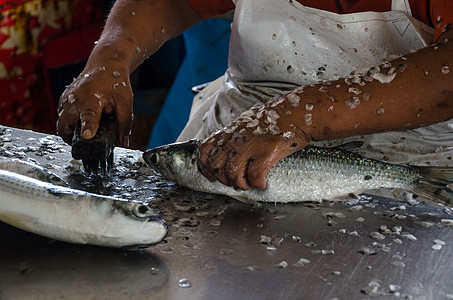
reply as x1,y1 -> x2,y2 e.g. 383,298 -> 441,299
1,125 -> 453,299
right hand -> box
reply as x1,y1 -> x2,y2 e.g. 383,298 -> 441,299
56,64 -> 133,147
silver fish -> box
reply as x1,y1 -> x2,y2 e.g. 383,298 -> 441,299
0,168 -> 167,248
143,140 -> 453,205
0,157 -> 68,186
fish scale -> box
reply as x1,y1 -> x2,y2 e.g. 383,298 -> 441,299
259,146 -> 417,202
143,139 -> 453,205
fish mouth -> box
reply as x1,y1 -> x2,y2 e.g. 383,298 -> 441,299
120,217 -> 168,250
147,216 -> 169,243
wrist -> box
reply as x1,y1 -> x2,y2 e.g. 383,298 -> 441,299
85,41 -> 134,75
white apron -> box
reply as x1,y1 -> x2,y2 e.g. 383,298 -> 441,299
178,0 -> 453,167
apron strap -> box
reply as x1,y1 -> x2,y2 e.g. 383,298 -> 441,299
391,0 -> 412,16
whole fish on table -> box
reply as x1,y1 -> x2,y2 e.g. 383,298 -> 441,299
143,139 -> 453,205
0,161 -> 168,248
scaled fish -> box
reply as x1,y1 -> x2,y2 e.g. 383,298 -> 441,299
0,157 -> 68,186
0,160 -> 168,248
143,140 -> 453,205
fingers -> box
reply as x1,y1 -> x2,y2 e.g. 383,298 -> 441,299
198,131 -> 263,190
80,108 -> 102,139
56,69 -> 134,147
197,138 -> 219,182
198,127 -> 308,191
246,154 -> 273,190
56,106 -> 78,145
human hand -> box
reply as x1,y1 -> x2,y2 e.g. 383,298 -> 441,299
56,65 -> 133,147
197,103 -> 309,190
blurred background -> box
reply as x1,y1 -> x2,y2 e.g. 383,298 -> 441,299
0,0 -> 231,150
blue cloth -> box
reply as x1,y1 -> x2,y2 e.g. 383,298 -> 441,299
147,18 -> 231,148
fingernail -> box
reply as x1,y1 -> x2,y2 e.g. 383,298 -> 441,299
82,129 -> 92,138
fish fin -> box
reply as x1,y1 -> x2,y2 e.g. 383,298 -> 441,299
329,193 -> 360,202
335,141 -> 364,151
229,195 -> 254,204
413,166 -> 453,206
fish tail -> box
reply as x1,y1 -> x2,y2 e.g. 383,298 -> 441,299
413,166 -> 453,206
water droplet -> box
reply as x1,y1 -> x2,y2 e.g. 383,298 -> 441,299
112,71 -> 121,78
442,66 -> 450,74
131,11 -> 136,16
328,105 -> 334,112
178,278 -> 192,288
305,103 -> 314,110
150,267 -> 160,275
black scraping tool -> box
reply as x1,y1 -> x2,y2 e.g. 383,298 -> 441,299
71,114 -> 117,175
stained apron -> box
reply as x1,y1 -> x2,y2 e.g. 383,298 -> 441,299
177,0 -> 452,166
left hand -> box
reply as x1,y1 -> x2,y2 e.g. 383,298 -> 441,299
197,106 -> 309,190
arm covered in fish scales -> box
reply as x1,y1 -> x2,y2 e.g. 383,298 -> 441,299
57,0 -> 202,147
198,29 -> 453,191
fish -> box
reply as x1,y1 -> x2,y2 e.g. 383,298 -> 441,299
143,139 -> 453,205
0,157 -> 68,186
0,164 -> 168,248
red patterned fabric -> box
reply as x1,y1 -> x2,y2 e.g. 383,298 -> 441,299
0,0 -> 105,133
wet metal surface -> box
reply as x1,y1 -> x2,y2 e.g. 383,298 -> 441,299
1,125 -> 453,299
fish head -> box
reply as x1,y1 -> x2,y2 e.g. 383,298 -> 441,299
143,139 -> 200,183
112,200 -> 169,247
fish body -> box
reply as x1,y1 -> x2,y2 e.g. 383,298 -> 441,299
0,168 -> 167,248
0,157 -> 68,186
143,140 -> 453,205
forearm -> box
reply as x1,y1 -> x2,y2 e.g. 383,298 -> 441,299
273,34 -> 453,143
85,0 -> 202,74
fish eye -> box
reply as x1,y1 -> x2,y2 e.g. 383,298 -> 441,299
133,204 -> 152,218
149,153 -> 159,165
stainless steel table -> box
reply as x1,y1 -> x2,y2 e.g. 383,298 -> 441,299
1,125 -> 453,299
